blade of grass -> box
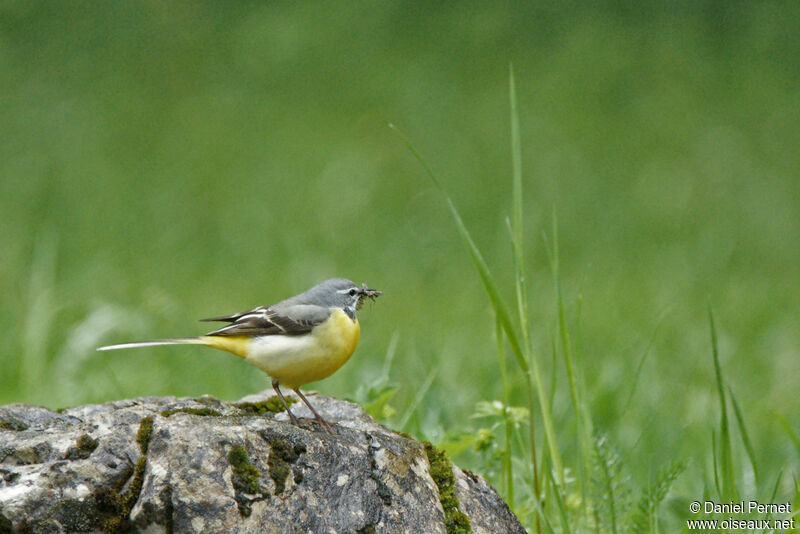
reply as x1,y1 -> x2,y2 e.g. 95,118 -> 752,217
762,470 -> 783,526
621,308 -> 670,417
380,330 -> 400,382
547,468 -> 572,534
550,211 -> 581,423
495,315 -> 515,506
390,123 -> 525,372
548,210 -> 594,518
389,123 -> 566,493
709,305 -> 736,501
711,431 -> 722,498
509,63 -> 524,255
548,334 -> 558,413
398,364 -> 439,431
728,386 -> 758,486
508,64 -> 544,517
772,412 -> 800,455
505,217 -> 547,525
767,469 -> 782,502
508,67 -> 529,364
21,231 -> 59,400
528,476 -> 559,534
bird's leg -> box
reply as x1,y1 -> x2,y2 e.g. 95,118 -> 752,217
293,388 -> 334,434
272,378 -> 300,426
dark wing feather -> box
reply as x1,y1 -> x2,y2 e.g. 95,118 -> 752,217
199,306 -> 269,323
204,305 -> 329,337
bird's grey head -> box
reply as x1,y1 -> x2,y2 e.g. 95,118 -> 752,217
306,278 -> 381,319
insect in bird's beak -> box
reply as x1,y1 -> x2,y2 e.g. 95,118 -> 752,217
356,283 -> 381,310
360,283 -> 381,300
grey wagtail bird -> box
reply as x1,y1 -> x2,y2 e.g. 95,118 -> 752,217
98,278 -> 381,432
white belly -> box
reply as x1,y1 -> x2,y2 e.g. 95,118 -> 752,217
244,309 -> 360,389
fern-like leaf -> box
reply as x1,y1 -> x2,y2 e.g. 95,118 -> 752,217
629,460 -> 688,532
590,434 -> 630,534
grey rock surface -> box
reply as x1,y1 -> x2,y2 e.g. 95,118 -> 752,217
0,391 -> 525,533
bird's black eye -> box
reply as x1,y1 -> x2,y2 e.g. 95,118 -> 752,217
348,289 -> 357,296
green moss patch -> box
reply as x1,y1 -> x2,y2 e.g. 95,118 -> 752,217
93,416 -> 154,533
227,445 -> 264,517
423,442 -> 472,534
228,445 -> 262,494
136,417 -> 154,455
234,396 -> 295,415
267,438 -> 306,495
0,418 -> 28,431
94,456 -> 148,534
0,512 -> 12,534
159,407 -> 222,418
65,434 -> 99,460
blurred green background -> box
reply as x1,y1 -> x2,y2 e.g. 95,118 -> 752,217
2,0 -> 798,513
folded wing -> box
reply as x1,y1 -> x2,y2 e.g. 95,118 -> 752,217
201,304 -> 330,337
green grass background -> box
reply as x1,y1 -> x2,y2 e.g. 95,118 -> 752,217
2,2 -> 798,529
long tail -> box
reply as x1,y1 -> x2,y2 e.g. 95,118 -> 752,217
97,335 -> 250,358
97,338 -> 205,351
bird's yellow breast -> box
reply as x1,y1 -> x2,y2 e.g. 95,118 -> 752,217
242,308 -> 361,389
313,308 -> 361,362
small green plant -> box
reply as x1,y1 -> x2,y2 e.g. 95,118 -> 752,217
629,460 -> 688,532
589,434 -> 628,534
